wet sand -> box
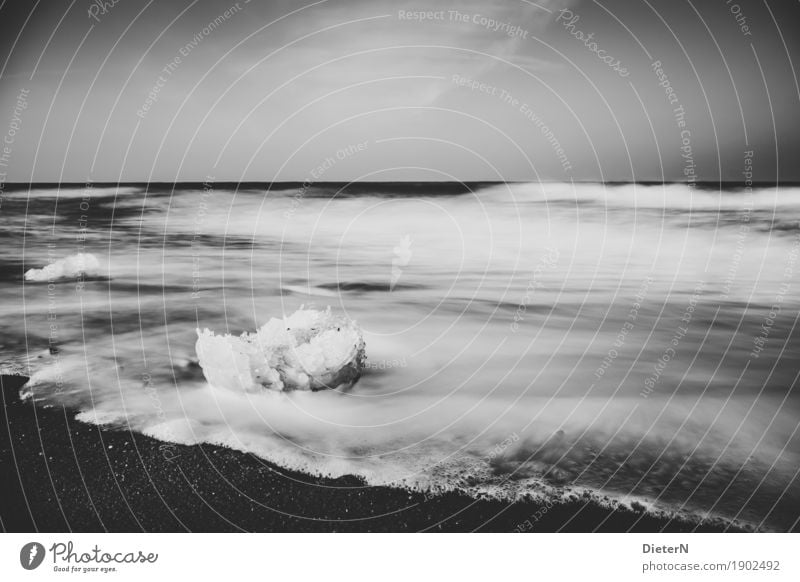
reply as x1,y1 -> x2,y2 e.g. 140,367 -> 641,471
1,374 -> 742,533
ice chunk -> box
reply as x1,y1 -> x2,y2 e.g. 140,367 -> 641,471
195,307 -> 365,392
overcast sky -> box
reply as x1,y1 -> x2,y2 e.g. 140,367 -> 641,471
0,0 -> 798,182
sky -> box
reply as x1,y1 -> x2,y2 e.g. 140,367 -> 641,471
0,0 -> 798,183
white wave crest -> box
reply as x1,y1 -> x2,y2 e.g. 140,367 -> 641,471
24,253 -> 102,282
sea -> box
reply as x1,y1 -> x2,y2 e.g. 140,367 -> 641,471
2,181 -> 799,531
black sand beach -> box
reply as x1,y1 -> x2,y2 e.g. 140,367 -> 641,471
2,375 -> 741,533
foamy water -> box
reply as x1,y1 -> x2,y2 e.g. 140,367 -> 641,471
3,182 -> 800,530
23,252 -> 102,282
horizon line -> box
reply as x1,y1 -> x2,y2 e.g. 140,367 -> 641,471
1,179 -> 794,189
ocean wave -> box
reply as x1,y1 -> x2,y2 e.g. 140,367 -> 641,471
24,253 -> 102,282
3,186 -> 142,200
479,182 -> 800,212
60,373 -> 796,531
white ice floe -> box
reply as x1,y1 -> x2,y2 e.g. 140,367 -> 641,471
195,307 -> 365,392
24,253 -> 101,282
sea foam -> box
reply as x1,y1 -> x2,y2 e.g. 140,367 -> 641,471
24,253 -> 102,282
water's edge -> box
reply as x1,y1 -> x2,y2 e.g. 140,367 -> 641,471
2,374 -> 749,533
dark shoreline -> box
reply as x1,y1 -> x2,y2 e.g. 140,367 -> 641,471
1,375 -> 742,533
